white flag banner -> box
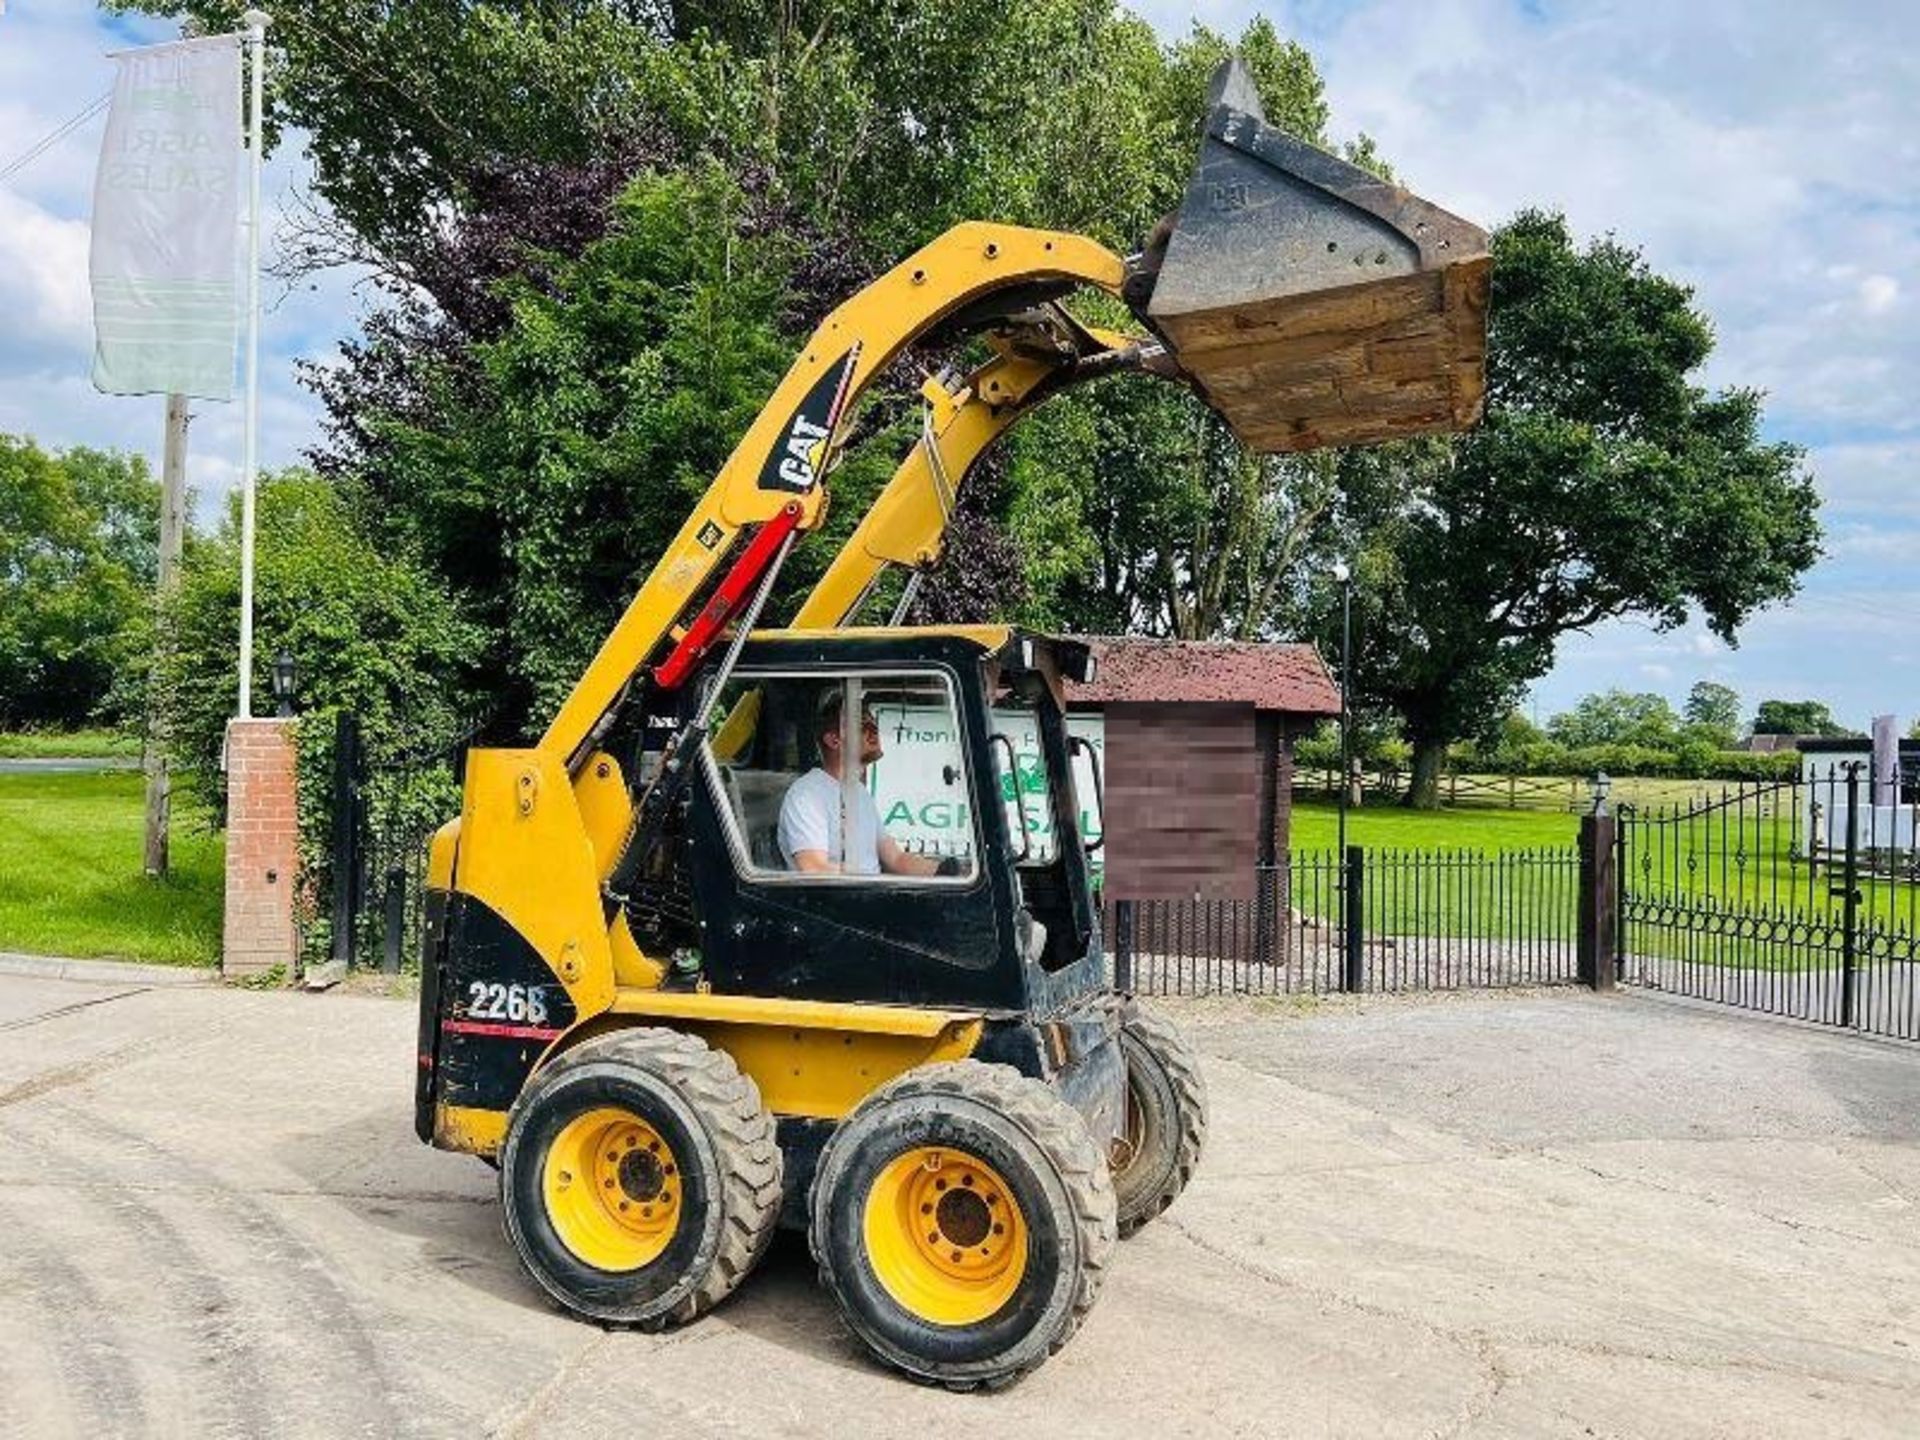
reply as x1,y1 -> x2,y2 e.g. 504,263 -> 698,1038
90,35 -> 243,401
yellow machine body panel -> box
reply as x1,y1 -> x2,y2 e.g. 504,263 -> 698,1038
572,750 -> 635,883
609,990 -> 983,1121
430,991 -> 984,1156
455,748 -> 616,1020
434,1103 -> 509,1154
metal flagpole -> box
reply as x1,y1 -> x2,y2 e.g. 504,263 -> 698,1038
236,10 -> 269,718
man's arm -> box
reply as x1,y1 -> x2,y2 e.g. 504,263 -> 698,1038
878,835 -> 954,878
791,848 -> 839,874
779,778 -> 839,873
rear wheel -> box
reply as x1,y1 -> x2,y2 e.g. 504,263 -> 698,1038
810,1060 -> 1116,1390
499,1027 -> 781,1327
1112,1003 -> 1207,1237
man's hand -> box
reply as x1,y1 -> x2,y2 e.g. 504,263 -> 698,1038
790,849 -> 839,874
879,836 -> 951,878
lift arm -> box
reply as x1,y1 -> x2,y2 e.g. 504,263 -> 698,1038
791,320 -> 1156,630
535,224 -> 1129,766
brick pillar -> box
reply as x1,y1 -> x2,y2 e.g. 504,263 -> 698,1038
224,718 -> 300,979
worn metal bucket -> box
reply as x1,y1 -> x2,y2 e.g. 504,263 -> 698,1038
1132,61 -> 1490,454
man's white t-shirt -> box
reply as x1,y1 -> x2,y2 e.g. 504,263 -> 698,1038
777,767 -> 882,874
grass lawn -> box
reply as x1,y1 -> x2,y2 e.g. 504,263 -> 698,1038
1281,797 -> 1918,968
0,772 -> 223,966
0,728 -> 140,759
1290,799 -> 1578,851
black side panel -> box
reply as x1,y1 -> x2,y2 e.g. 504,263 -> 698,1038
774,1116 -> 834,1230
429,894 -> 579,1122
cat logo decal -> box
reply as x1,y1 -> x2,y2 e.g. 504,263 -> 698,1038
759,344 -> 862,493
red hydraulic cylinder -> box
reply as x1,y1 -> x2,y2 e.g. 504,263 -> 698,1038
651,502 -> 804,691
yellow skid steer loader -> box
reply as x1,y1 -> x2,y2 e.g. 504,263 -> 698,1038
413,61 -> 1488,1389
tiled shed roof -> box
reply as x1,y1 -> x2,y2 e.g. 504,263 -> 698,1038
1066,636 -> 1341,716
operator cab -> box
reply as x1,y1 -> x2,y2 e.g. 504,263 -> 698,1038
660,627 -> 1105,1013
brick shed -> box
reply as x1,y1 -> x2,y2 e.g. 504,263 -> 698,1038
1067,637 -> 1340,902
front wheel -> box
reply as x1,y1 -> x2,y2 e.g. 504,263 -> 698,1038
809,1060 -> 1116,1390
498,1027 -> 781,1328
1112,1003 -> 1208,1237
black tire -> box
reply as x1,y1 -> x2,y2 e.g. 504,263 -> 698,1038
809,1060 -> 1116,1391
498,1027 -> 781,1327
1112,1002 -> 1207,1238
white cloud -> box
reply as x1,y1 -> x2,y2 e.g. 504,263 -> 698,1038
0,188 -> 90,347
1859,274 -> 1899,315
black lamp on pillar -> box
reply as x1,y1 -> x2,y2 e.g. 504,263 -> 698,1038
272,650 -> 298,718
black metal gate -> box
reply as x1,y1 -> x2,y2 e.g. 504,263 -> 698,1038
1109,844 -> 1584,998
1618,763 -> 1920,1040
327,712 -> 469,975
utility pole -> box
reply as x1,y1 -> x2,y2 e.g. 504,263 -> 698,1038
144,393 -> 188,877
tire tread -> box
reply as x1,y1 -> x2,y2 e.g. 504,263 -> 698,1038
505,1026 -> 781,1328
809,1059 -> 1117,1390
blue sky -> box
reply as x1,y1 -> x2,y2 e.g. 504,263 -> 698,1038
2,1 -> 1914,732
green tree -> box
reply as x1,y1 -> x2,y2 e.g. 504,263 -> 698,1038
1548,690 -> 1681,750
1683,680 -> 1742,746
123,3 -> 1327,272
154,472 -> 481,797
1753,699 -> 1851,738
0,434 -> 157,728
344,165 -> 917,730
1341,212 -> 1819,806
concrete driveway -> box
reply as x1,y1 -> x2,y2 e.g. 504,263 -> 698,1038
1,971 -> 1916,1438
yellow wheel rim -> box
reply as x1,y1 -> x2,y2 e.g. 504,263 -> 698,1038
862,1146 -> 1028,1326
541,1107 -> 683,1272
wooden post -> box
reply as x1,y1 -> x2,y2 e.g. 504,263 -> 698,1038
1342,845 -> 1365,992
329,712 -> 363,970
143,394 -> 189,878
1253,712 -> 1281,966
1578,813 -> 1617,991
1113,898 -> 1135,991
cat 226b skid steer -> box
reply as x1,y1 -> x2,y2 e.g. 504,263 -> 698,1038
414,61 -> 1489,1388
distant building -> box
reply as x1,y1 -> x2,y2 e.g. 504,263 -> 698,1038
1067,637 -> 1341,901
1740,732 -> 1813,754
1797,737 -> 1919,857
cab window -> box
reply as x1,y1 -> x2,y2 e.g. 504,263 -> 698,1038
703,671 -> 977,883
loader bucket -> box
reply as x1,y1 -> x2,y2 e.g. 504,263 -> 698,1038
1132,61 -> 1490,454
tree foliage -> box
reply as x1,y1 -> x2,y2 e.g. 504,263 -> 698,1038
1753,698 -> 1853,738
1547,690 -> 1680,751
153,473 -> 481,799
1683,680 -> 1742,746
0,435 -> 157,728
120,0 -> 1342,739
117,4 -> 1820,818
